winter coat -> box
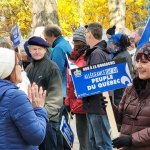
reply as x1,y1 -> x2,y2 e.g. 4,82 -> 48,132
0,80 -> 48,150
116,78 -> 150,150
113,50 -> 134,106
51,36 -> 72,97
83,40 -> 111,114
65,52 -> 86,114
26,55 -> 63,122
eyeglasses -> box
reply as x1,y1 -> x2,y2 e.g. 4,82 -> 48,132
16,60 -> 23,67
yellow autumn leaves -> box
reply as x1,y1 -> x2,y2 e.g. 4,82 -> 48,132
0,0 -> 148,37
0,0 -> 31,36
58,0 -> 148,36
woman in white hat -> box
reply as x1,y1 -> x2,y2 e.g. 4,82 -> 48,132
0,48 -> 48,150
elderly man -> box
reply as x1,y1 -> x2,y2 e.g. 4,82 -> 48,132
25,36 -> 63,150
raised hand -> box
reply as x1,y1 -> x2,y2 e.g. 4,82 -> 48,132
28,82 -> 46,108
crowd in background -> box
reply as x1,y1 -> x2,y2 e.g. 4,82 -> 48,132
0,21 -> 150,150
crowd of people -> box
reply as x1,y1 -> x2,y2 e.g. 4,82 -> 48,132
0,20 -> 150,150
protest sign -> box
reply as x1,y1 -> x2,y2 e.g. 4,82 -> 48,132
60,116 -> 74,148
11,24 -> 21,47
70,58 -> 132,98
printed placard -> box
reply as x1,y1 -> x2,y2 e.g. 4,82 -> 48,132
11,24 -> 21,47
70,58 -> 132,98
60,116 -> 74,148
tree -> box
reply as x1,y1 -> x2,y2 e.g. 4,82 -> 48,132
58,0 -> 148,36
30,0 -> 59,33
108,0 -> 126,31
0,0 -> 31,36
83,0 -> 110,29
125,0 -> 148,30
58,0 -> 80,36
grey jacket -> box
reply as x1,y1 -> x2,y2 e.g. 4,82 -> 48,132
26,55 -> 63,122
83,40 -> 111,114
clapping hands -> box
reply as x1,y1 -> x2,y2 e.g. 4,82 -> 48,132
28,82 -> 46,108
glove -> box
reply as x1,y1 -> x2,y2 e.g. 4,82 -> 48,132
100,96 -> 108,109
65,105 -> 71,113
112,135 -> 132,149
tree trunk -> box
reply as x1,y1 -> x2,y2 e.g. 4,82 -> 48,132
108,0 -> 126,32
30,0 -> 59,33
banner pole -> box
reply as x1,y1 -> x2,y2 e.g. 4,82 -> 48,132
103,92 -> 120,150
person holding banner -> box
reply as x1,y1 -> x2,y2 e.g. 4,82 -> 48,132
112,42 -> 150,150
83,22 -> 112,150
0,47 -> 48,150
111,33 -> 133,106
65,27 -> 91,150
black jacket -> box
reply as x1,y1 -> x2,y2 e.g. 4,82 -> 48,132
83,40 -> 111,114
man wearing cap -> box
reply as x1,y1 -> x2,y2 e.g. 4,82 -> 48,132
25,36 -> 63,150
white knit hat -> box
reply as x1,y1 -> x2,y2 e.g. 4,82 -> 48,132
0,48 -> 15,79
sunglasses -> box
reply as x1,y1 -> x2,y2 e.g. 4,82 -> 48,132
16,60 -> 23,67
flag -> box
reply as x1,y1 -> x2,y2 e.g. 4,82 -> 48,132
65,54 -> 78,69
137,18 -> 150,48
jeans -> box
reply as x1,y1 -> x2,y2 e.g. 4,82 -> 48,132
86,114 -> 112,150
39,121 -> 63,150
76,114 -> 92,150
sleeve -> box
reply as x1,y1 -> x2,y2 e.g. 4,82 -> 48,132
45,68 -> 63,122
51,47 -> 65,73
132,128 -> 150,146
116,87 -> 129,124
9,93 -> 48,145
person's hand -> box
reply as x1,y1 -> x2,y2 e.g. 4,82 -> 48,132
100,96 -> 108,109
28,82 -> 46,108
112,135 -> 132,149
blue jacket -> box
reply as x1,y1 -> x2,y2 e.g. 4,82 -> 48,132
51,36 -> 72,97
0,80 -> 48,150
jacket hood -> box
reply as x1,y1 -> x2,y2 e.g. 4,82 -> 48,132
97,40 -> 107,50
97,40 -> 112,54
52,36 -> 63,48
0,80 -> 17,100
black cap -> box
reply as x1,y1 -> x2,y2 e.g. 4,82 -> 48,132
106,25 -> 116,36
28,36 -> 50,48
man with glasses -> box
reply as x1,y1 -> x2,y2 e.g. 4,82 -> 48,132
25,36 -> 63,150
83,22 -> 112,150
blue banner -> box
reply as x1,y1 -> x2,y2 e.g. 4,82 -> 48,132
11,24 -> 21,47
137,18 -> 150,48
60,116 -> 74,148
70,58 -> 132,98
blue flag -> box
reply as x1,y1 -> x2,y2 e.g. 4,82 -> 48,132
137,18 -> 150,48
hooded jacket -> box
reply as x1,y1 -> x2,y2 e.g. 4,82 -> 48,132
0,80 -> 48,150
83,40 -> 111,114
116,78 -> 150,150
65,50 -> 86,114
51,36 -> 72,97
